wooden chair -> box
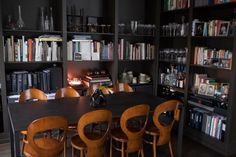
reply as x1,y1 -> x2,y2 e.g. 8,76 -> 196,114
86,84 -> 111,96
19,88 -> 48,155
19,88 -> 47,103
112,83 -> 134,128
23,116 -> 68,157
110,104 -> 150,157
71,110 -> 112,157
112,83 -> 134,93
55,87 -> 80,131
144,100 -> 181,157
55,87 -> 80,99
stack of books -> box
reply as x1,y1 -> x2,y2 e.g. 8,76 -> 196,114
195,0 -> 234,7
3,35 -> 62,62
118,39 -> 155,60
82,73 -> 112,87
67,36 -> 113,61
188,107 -> 226,141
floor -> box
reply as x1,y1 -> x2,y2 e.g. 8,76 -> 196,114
0,136 -> 232,157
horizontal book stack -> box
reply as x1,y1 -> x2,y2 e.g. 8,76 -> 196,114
163,0 -> 190,11
82,74 -> 112,87
6,68 -> 60,95
118,39 -> 155,60
194,47 -> 232,69
188,108 -> 226,141
67,38 -> 113,61
3,35 -> 62,62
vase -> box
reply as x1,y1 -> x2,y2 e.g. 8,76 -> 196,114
49,7 -> 54,31
17,5 -> 25,29
40,7 -> 45,31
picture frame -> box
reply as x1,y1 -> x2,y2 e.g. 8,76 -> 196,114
194,22 -> 204,36
205,84 -> 215,97
198,83 -> 207,95
218,21 -> 230,36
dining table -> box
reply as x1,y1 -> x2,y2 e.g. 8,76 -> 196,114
7,92 -> 185,157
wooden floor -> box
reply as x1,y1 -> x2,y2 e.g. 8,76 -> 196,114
0,136 -> 233,157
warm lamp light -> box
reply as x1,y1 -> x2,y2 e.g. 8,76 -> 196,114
68,77 -> 82,86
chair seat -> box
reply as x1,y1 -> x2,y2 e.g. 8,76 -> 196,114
71,132 -> 103,150
111,127 -> 128,143
23,138 -> 61,157
145,123 -> 160,136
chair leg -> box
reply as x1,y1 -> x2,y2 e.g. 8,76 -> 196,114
126,151 -> 128,157
121,142 -> 125,157
72,147 -> 74,157
110,138 -> 113,157
64,137 -> 67,157
138,150 -> 140,157
80,149 -> 84,157
169,141 -> 174,157
153,135 -> 157,157
141,147 -> 144,157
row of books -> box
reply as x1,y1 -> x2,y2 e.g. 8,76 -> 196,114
195,0 -> 235,7
188,108 -> 226,141
67,36 -> 113,61
192,19 -> 233,37
3,35 -> 62,62
193,73 -> 229,98
6,68 -> 60,94
163,0 -> 190,11
118,39 -> 155,60
194,47 -> 232,69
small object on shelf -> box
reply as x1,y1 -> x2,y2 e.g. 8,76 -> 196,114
130,20 -> 138,34
49,7 -> 54,31
17,5 -> 25,29
6,14 -> 16,30
40,7 -> 45,31
44,15 -> 50,31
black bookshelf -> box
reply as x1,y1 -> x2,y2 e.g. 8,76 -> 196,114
156,0 -> 236,156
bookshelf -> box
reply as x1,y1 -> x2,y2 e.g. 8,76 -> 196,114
156,0 -> 236,156
0,0 -> 236,156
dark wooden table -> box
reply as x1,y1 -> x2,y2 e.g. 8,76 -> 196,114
8,92 -> 185,157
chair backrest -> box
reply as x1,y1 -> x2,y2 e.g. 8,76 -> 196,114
27,116 -> 68,157
86,84 -> 110,96
120,104 -> 150,153
55,87 -> 80,99
78,110 -> 112,157
153,100 -> 181,146
19,88 -> 47,103
113,83 -> 133,93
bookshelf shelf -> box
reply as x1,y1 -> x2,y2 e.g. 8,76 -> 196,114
158,84 -> 185,94
162,8 -> 189,14
185,126 -> 225,145
118,34 -> 155,38
192,36 -> 234,40
119,59 -> 155,62
193,2 -> 236,10
3,29 -> 62,35
67,60 -> 113,63
67,31 -> 114,36
190,64 -> 231,71
5,61 -> 63,64
160,36 -> 187,39
129,83 -> 153,86
159,60 -> 186,65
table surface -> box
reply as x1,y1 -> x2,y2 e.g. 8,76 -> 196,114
8,92 -> 166,132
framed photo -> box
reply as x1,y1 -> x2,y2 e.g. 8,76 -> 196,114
198,83 -> 207,95
205,84 -> 215,97
194,22 -> 204,36
218,21 -> 230,36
